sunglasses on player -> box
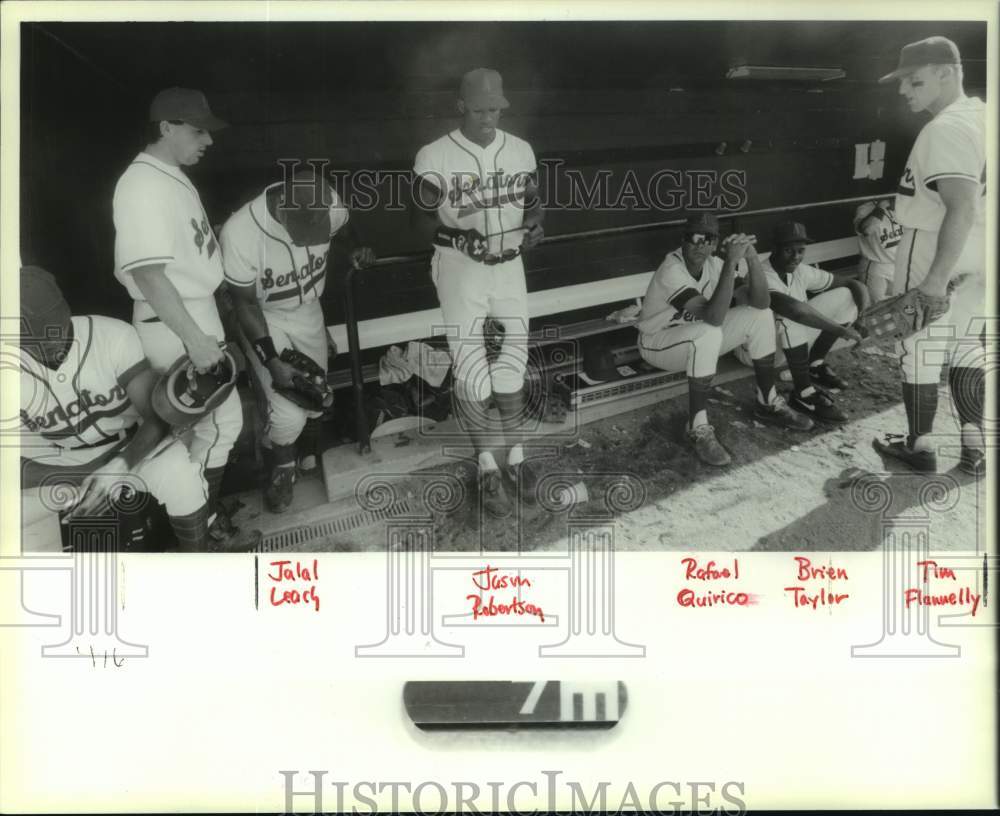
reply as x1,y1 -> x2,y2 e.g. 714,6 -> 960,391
683,232 -> 718,247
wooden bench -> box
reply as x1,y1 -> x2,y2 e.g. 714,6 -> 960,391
326,234 -> 862,389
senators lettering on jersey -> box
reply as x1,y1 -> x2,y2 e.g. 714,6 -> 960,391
414,129 -> 537,258
220,181 -> 349,309
19,316 -> 148,449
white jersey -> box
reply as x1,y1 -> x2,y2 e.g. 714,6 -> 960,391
18,316 -> 149,450
638,250 -> 746,333
220,183 -> 349,312
414,128 -> 536,257
854,200 -> 903,265
113,151 -> 224,301
895,95 -> 986,232
762,259 -> 833,301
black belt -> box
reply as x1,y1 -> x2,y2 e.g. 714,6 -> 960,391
433,226 -> 521,266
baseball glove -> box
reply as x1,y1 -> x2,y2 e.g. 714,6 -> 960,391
857,288 -> 950,343
275,349 -> 334,411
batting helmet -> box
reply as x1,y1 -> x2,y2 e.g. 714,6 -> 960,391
152,343 -> 245,428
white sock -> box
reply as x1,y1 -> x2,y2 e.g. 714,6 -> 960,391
798,385 -> 816,398
690,410 -> 709,430
479,451 -> 499,471
810,358 -> 825,368
507,444 -> 524,467
911,434 -> 934,452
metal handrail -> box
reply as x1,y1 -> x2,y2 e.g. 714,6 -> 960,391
344,193 -> 887,453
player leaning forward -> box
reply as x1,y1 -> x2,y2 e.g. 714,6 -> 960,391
19,267 -> 211,551
638,213 -> 812,468
874,37 -> 987,476
413,68 -> 544,517
112,87 -> 243,528
221,170 -> 375,513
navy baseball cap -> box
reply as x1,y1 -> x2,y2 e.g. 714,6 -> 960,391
772,221 -> 813,245
683,212 -> 720,235
879,37 -> 961,84
460,68 -> 510,109
149,87 -> 228,131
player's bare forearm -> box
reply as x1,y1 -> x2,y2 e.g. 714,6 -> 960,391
229,285 -> 270,344
770,292 -> 845,334
119,368 -> 171,470
744,251 -> 771,309
702,262 -> 739,326
411,178 -> 444,242
922,196 -> 977,295
132,266 -> 212,349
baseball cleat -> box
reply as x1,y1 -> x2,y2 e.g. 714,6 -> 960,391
479,468 -> 513,519
872,433 -> 937,473
504,461 -> 539,505
810,363 -> 849,390
688,423 -> 732,467
788,388 -> 848,423
753,394 -> 814,431
958,447 -> 985,478
264,465 -> 297,514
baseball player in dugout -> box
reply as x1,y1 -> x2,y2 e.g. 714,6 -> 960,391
853,198 -> 902,302
874,36 -> 986,477
18,267 -> 212,552
412,68 -> 544,517
111,87 -> 244,538
747,221 -> 870,423
222,168 -> 375,513
638,213 -> 812,468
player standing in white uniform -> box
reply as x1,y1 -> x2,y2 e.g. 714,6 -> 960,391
112,87 -> 244,531
18,267 -> 210,552
413,68 -> 545,517
874,37 -> 987,477
221,169 -> 375,513
853,198 -> 903,301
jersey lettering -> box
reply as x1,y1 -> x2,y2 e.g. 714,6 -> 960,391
190,217 -> 218,258
897,166 -> 916,197
261,253 -> 327,292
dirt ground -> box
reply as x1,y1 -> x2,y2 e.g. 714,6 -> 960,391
253,339 -> 986,554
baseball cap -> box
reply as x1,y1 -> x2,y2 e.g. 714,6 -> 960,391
879,36 -> 961,84
771,221 -> 813,245
20,266 -> 71,343
459,68 -> 510,109
149,87 -> 228,131
683,212 -> 721,236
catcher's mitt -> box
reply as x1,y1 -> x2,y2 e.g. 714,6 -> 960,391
275,349 -> 334,411
857,288 -> 950,343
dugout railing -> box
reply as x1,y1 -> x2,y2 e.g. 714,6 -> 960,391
337,194 -> 887,453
